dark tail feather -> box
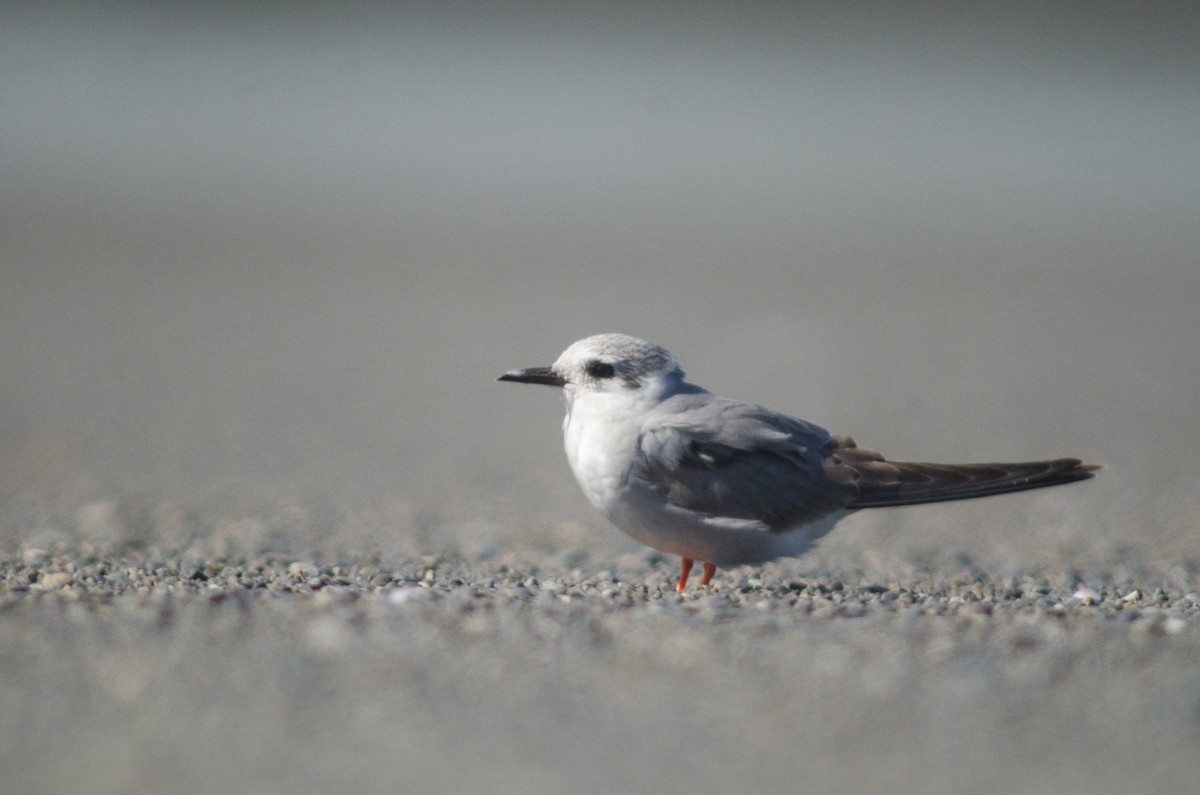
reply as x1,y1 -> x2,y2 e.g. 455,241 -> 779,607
846,457 -> 1100,509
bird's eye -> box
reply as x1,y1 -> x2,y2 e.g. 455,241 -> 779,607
585,360 -> 616,379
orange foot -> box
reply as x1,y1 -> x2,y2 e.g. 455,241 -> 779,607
676,558 -> 694,591
676,558 -> 720,591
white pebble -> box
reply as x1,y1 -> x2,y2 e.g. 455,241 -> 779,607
1163,618 -> 1188,635
387,586 -> 433,605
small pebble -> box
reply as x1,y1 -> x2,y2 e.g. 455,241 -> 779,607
388,587 -> 434,605
35,572 -> 73,589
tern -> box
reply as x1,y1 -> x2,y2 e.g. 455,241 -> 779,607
500,333 -> 1098,591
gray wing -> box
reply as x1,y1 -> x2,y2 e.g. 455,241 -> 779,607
634,395 -> 1097,526
633,395 -> 858,530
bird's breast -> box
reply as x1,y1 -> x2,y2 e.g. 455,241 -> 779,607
562,399 -> 643,513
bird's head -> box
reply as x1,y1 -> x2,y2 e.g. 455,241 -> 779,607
499,333 -> 686,405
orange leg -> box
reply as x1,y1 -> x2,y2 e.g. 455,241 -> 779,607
701,562 -> 717,586
676,557 -> 695,592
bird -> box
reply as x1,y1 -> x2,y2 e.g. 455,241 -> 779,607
499,333 -> 1098,591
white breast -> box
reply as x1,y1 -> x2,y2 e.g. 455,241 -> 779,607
562,390 -> 642,513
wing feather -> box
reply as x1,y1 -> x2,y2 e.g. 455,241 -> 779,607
823,435 -> 1098,507
633,397 -> 854,529
631,400 -> 1097,528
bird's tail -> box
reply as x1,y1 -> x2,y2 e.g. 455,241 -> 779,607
827,437 -> 1100,509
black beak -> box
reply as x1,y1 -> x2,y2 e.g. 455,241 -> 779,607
498,366 -> 568,388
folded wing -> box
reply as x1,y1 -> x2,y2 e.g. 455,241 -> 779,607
634,396 -> 856,529
635,397 -> 1099,526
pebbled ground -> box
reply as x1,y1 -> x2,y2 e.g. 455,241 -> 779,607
3,550 -> 1199,795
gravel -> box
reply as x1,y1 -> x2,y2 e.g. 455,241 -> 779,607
3,550 -> 1199,795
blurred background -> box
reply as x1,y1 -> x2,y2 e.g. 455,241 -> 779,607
2,0 -> 1197,570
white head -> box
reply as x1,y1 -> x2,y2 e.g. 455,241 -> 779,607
499,333 -> 686,405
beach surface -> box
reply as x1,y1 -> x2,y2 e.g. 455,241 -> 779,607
3,3 -> 1199,792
